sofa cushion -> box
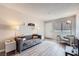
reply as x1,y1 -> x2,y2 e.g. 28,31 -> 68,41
25,35 -> 32,40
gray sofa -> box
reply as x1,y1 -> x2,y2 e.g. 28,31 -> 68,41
15,35 -> 42,53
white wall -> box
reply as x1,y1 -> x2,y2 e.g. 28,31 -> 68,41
76,12 -> 79,38
45,22 -> 53,38
0,5 -> 44,40
18,17 -> 44,38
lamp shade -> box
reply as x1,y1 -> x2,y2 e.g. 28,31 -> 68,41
66,20 -> 72,24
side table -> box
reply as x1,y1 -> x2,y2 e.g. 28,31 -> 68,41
5,39 -> 16,56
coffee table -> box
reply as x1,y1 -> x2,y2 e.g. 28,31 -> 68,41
65,46 -> 78,56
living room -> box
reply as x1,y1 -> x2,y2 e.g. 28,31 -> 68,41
0,3 -> 79,56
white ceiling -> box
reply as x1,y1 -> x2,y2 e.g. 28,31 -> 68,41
1,3 -> 79,21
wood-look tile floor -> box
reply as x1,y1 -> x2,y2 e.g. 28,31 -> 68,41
15,40 -> 65,56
